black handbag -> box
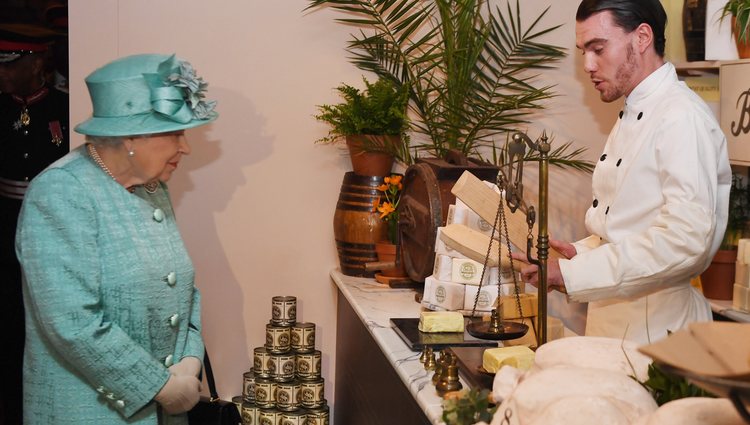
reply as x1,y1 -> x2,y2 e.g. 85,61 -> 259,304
187,349 -> 242,425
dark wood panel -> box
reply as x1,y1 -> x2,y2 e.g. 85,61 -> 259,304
334,290 -> 431,425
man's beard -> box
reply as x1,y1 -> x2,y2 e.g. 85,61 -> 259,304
600,44 -> 637,103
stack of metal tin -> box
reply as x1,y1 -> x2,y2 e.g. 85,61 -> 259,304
233,296 -> 330,425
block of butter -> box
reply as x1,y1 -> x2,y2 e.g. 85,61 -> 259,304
418,311 -> 465,333
482,346 -> 535,373
498,293 -> 538,319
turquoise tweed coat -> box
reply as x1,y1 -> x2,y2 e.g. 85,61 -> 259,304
16,146 -> 204,424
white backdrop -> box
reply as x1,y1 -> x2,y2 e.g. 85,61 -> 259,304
68,1 -> 622,418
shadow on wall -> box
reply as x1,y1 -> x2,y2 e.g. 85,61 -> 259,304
166,86 -> 274,396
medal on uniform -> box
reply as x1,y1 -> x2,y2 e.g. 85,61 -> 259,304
49,121 -> 63,146
20,108 -> 30,126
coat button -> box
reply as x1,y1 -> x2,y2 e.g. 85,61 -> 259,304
96,386 -> 106,394
619,111 -> 623,119
106,392 -> 116,401
169,313 -> 180,327
600,154 -> 607,161
153,209 -> 164,222
605,206 -> 610,215
166,272 -> 177,286
23,153 -> 29,159
637,112 -> 644,120
593,199 -> 599,208
164,354 -> 174,367
116,400 -> 125,409
616,158 -> 622,167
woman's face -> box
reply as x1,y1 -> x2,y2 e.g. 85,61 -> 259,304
128,130 -> 190,183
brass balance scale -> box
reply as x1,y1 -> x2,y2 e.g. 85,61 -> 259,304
456,131 -> 554,346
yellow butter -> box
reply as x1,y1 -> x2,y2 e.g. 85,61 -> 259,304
482,346 -> 535,373
418,311 -> 465,333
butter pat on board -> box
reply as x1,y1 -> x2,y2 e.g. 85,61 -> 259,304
482,346 -> 535,373
418,311 -> 465,333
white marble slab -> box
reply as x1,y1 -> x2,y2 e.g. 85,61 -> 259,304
330,270 -> 471,425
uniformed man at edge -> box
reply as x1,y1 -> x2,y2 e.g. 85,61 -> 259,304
0,23 -> 69,425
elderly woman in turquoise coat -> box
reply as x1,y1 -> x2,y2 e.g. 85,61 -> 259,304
15,54 -> 218,424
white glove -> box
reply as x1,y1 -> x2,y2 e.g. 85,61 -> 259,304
168,356 -> 202,378
155,373 -> 201,415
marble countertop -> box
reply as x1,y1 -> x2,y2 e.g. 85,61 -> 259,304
708,298 -> 750,323
330,269 -> 475,425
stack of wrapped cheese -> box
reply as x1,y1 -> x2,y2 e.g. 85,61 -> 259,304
422,184 -> 524,315
734,239 -> 750,313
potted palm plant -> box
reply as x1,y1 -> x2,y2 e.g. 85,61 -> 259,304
701,173 -> 750,300
315,76 -> 411,176
306,0 -> 592,171
720,0 -> 750,58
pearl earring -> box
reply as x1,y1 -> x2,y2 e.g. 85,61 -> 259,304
128,150 -> 135,157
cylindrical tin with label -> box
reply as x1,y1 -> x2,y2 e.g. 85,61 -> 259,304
243,369 -> 256,402
268,352 -> 296,382
232,395 -> 243,415
303,404 -> 330,425
254,347 -> 272,379
254,377 -> 276,409
271,296 -> 297,326
299,379 -> 325,409
275,380 -> 301,412
279,409 -> 306,425
265,324 -> 291,354
290,322 -> 315,353
295,350 -> 321,381
241,401 -> 260,425
258,407 -> 280,425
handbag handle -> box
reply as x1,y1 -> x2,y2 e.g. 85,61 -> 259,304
202,349 -> 220,402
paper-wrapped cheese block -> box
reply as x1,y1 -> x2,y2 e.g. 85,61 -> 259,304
418,311 -> 465,333
733,284 -> 750,312
464,283 -> 499,311
432,254 -> 453,281
482,346 -> 535,373
451,257 -> 497,285
422,276 -> 465,311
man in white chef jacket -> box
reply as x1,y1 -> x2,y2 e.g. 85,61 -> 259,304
517,0 -> 731,345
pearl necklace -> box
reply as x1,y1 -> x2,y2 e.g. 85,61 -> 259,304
87,144 -> 158,194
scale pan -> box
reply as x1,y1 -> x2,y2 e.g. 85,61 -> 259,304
465,320 -> 529,341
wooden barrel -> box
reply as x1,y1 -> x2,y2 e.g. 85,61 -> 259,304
333,172 -> 388,277
399,155 -> 499,282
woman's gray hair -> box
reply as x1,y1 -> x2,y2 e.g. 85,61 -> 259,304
85,134 -> 153,146
85,135 -> 125,147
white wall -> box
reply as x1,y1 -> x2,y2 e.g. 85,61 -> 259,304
69,0 -> 620,414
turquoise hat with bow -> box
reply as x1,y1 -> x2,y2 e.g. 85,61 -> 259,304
75,53 -> 217,136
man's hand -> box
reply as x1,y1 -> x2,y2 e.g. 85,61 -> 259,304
509,239 -> 576,293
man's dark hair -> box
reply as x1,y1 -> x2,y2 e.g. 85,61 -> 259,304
576,0 -> 667,57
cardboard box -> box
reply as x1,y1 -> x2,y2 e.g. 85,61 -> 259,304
498,293 -> 538,319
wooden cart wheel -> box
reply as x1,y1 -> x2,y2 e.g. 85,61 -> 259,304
399,163 -> 443,282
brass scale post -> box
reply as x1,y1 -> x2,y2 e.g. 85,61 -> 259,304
463,131 -> 551,345
488,131 -> 551,346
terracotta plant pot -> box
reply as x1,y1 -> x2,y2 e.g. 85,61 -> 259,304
374,241 -> 408,278
345,135 -> 399,177
700,249 -> 737,300
732,17 -> 750,59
